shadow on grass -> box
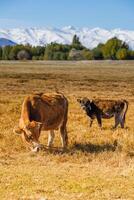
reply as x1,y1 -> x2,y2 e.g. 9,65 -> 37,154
72,140 -> 118,154
96,126 -> 129,131
38,140 -> 118,155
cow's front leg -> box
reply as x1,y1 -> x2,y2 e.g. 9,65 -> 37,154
48,130 -> 55,147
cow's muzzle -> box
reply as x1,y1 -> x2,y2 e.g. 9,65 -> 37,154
31,143 -> 44,152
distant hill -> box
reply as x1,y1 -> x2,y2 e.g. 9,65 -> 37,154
0,38 -> 16,47
0,27 -> 134,49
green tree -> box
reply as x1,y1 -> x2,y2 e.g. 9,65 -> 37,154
72,35 -> 81,45
9,45 -> 32,60
128,50 -> 134,59
44,43 -> 70,60
53,52 -> 61,60
102,37 -> 129,59
92,43 -> 104,60
31,46 -> 45,60
0,47 -> 2,60
44,44 -> 53,60
82,49 -> 94,60
9,45 -> 24,60
71,35 -> 84,50
116,48 -> 128,60
2,46 -> 12,60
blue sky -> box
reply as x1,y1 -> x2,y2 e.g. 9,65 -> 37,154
0,0 -> 134,29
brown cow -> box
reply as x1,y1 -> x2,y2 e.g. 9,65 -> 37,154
14,92 -> 68,152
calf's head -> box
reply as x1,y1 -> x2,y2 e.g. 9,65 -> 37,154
77,97 -> 92,110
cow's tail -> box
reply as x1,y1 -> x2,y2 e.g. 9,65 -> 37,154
19,96 -> 32,128
63,96 -> 68,123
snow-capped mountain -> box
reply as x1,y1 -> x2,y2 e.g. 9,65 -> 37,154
0,38 -> 16,46
0,26 -> 134,49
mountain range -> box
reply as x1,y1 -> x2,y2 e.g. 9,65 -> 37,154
0,38 -> 16,47
0,26 -> 134,49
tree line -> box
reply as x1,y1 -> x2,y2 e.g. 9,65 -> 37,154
0,35 -> 134,60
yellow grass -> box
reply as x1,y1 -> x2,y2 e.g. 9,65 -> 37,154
0,60 -> 134,200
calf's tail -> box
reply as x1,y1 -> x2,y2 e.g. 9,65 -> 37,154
121,100 -> 128,122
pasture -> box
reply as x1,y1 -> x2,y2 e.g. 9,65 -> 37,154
0,60 -> 134,200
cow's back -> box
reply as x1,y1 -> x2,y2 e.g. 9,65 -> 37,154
29,93 -> 68,130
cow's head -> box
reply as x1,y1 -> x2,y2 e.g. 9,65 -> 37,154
13,121 -> 42,151
23,121 -> 42,137
77,97 -> 92,110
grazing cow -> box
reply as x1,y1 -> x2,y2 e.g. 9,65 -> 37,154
14,92 -> 68,152
77,97 -> 128,128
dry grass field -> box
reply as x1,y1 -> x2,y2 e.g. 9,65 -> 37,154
0,60 -> 134,200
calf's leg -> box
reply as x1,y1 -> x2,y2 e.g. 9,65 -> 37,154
89,119 -> 94,127
96,115 -> 102,128
120,115 -> 125,128
114,113 -> 120,129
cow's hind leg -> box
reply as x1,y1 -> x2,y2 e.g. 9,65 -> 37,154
60,99 -> 68,149
60,124 -> 68,149
48,130 -> 55,147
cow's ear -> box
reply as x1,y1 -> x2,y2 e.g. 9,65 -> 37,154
29,121 -> 42,129
30,121 -> 36,128
13,126 -> 23,134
